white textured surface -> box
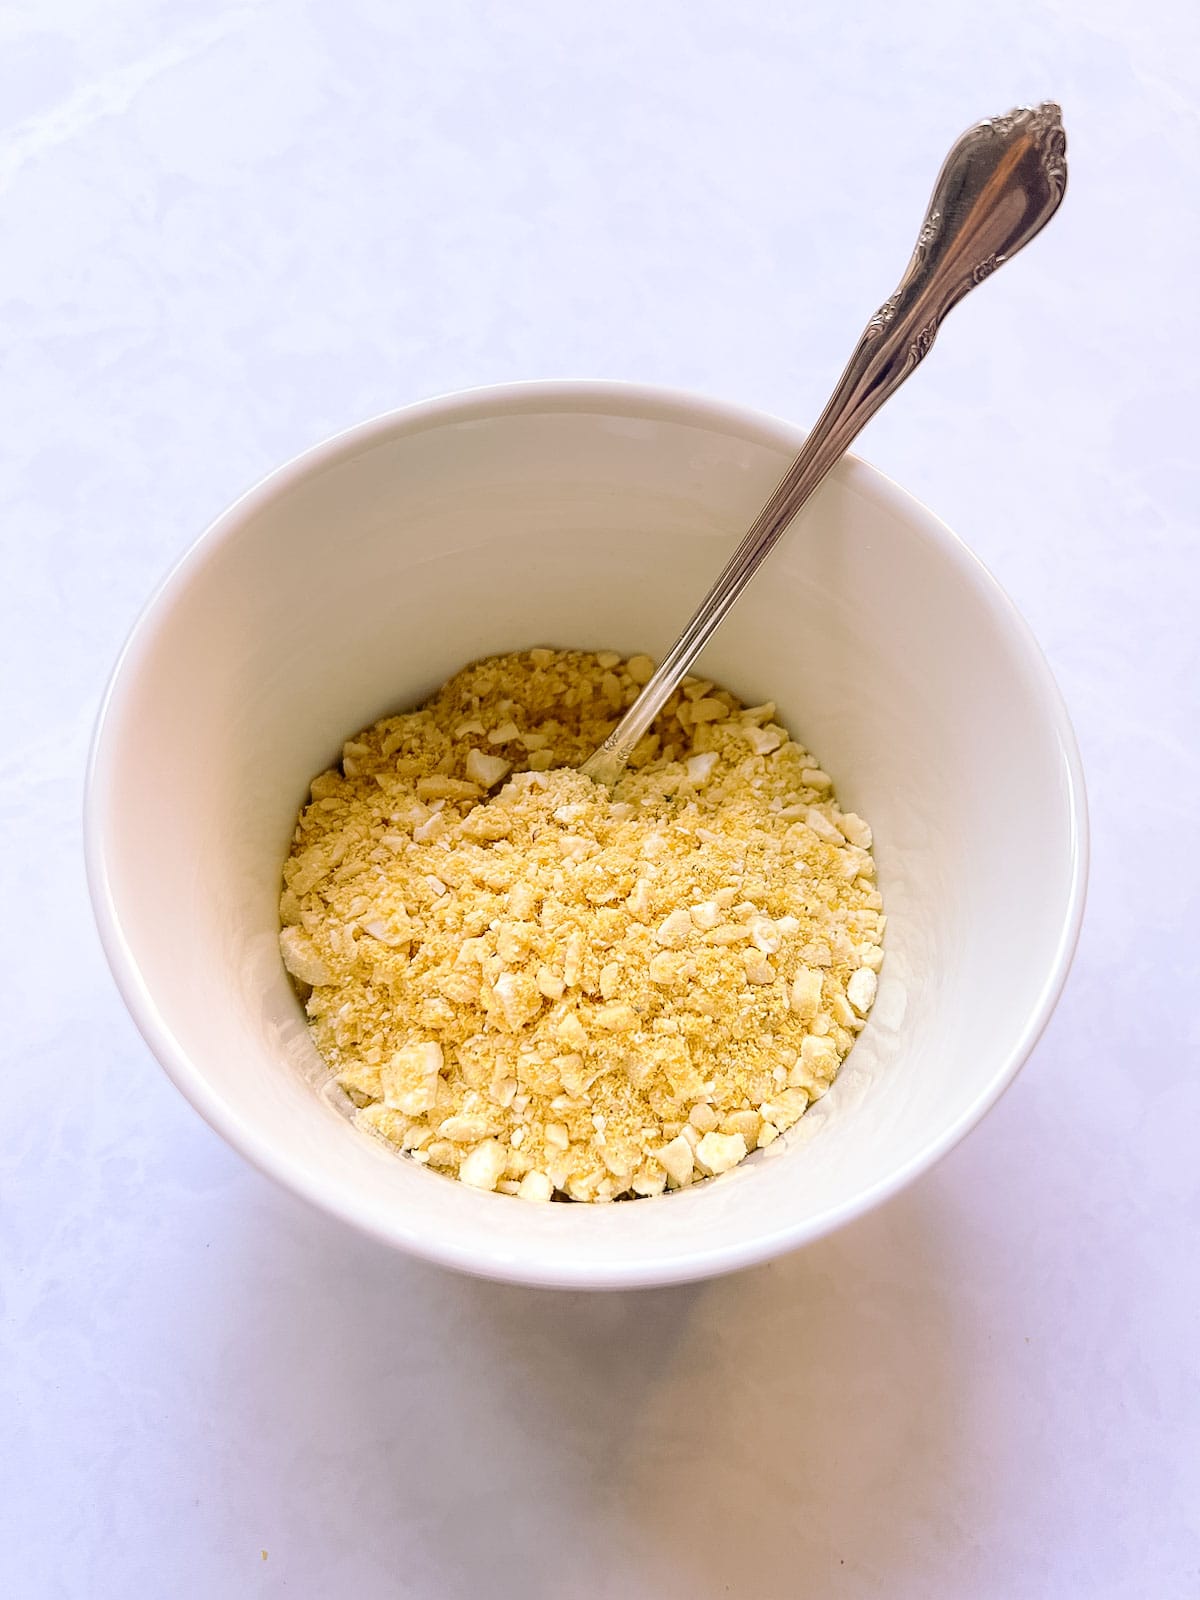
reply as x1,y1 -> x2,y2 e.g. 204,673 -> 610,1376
2,2 -> 1196,1595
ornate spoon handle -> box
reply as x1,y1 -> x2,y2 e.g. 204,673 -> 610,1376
581,103 -> 1067,786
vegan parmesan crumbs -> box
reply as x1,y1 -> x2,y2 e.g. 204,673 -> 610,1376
279,649 -> 884,1202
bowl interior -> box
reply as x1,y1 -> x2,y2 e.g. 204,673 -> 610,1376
88,385 -> 1084,1286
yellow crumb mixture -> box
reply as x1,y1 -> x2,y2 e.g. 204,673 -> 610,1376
279,649 -> 884,1202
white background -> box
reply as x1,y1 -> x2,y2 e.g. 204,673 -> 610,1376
2,2 -> 1197,1595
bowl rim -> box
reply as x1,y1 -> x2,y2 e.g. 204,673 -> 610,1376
84,378 -> 1090,1288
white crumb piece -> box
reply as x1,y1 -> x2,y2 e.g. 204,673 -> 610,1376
361,917 -> 410,947
381,1041 -> 444,1115
744,725 -> 784,756
740,702 -> 776,726
279,927 -> 333,987
417,776 -> 479,803
465,748 -> 512,788
626,876 -> 652,918
829,992 -> 857,1030
517,1170 -> 554,1201
689,698 -> 725,723
648,950 -> 684,985
600,671 -> 623,709
536,964 -> 565,999
562,932 -> 584,987
438,1113 -> 492,1143
789,967 -> 823,1019
658,1134 -> 695,1186
837,811 -> 873,849
594,1002 -> 638,1032
761,1090 -> 807,1130
742,951 -> 776,985
805,807 -> 844,844
631,1171 -> 668,1197
688,1102 -> 719,1133
555,1012 -> 588,1051
686,751 -> 719,785
491,970 -> 540,1030
800,1035 -> 839,1079
694,1131 -> 748,1175
722,1109 -> 762,1148
654,908 -> 695,949
847,966 -> 878,1016
458,1140 -> 508,1191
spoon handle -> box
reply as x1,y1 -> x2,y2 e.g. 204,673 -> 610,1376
581,103 -> 1067,786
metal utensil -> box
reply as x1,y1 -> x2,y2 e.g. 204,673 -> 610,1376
580,102 -> 1067,787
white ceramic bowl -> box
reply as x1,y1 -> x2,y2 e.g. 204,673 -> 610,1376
86,382 -> 1087,1288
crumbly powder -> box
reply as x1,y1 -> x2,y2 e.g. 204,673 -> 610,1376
279,649 -> 884,1202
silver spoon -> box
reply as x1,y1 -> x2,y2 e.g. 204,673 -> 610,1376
580,102 -> 1067,787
